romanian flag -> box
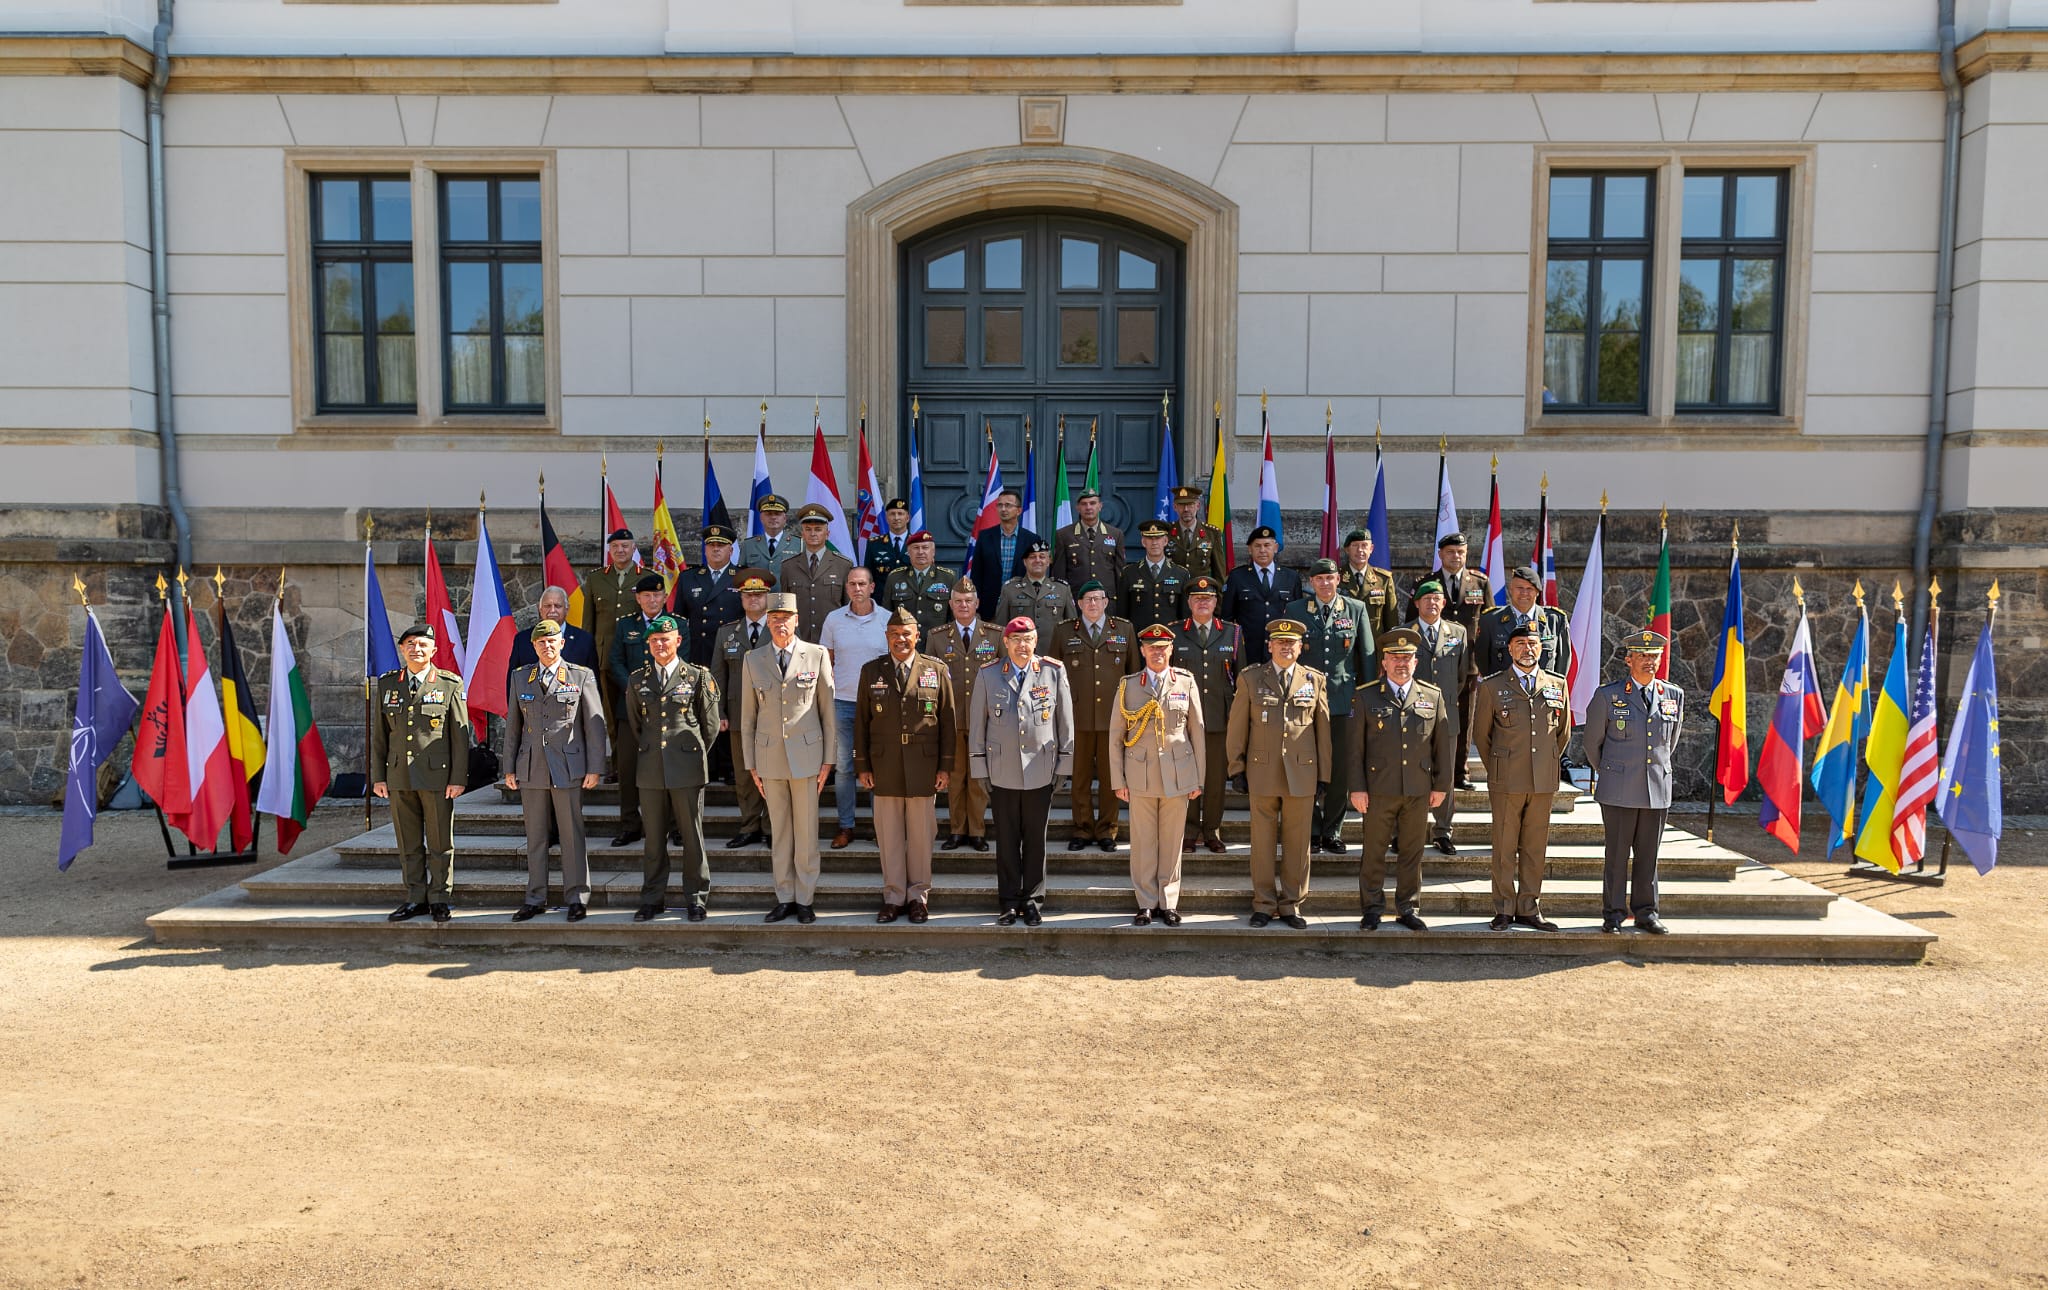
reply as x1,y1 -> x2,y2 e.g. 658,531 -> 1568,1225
1648,523 -> 1673,680
1206,405 -> 1234,570
1707,545 -> 1749,804
651,458 -> 685,608
539,487 -> 582,628
216,596 -> 267,853
1854,613 -> 1913,873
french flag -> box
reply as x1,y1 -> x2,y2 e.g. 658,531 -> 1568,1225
1757,603 -> 1827,851
462,501 -> 517,719
1256,403 -> 1282,549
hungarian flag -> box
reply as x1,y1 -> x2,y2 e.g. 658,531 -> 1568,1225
178,603 -> 235,851
216,599 -> 267,853
422,526 -> 464,675
255,601 -> 331,854
463,505 -> 517,718
1756,602 -> 1825,851
855,416 -> 884,562
804,409 -> 856,556
1206,407 -> 1234,569
539,489 -> 582,627
651,461 -> 685,608
1053,418 -> 1074,532
1648,522 -> 1673,680
1708,545 -> 1750,805
134,598 -> 191,827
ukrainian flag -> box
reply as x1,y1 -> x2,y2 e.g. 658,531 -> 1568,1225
1707,547 -> 1749,803
1854,616 -> 1912,873
1810,601 -> 1871,855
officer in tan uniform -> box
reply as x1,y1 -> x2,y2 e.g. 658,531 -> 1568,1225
1417,533 -> 1492,788
780,503 -> 855,642
1349,628 -> 1456,932
1473,621 -> 1571,931
1051,580 -> 1138,852
709,571 -> 774,850
371,623 -> 472,924
1170,575 -> 1242,854
1337,529 -> 1399,643
880,529 -> 956,643
1118,518 -> 1191,630
854,606 -> 956,924
502,619 -> 607,923
995,539 -> 1076,643
929,578 -> 1004,852
625,614 -> 722,923
1167,484 -> 1227,585
1225,618 -> 1330,929
578,527 -> 641,774
1052,487 -> 1125,593
1108,623 -> 1206,926
740,593 -> 836,924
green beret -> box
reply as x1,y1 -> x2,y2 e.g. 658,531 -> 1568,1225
647,614 -> 682,635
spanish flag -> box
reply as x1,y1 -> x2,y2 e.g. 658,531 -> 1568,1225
216,595 -> 266,853
651,458 -> 685,609
1707,544 -> 1749,804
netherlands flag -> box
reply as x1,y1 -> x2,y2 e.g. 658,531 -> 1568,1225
462,503 -> 517,719
1256,403 -> 1282,549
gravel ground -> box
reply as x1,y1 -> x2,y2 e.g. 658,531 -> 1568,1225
0,806 -> 2042,1289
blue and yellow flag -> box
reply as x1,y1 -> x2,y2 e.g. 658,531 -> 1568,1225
1707,546 -> 1749,803
1937,610 -> 2002,874
1854,614 -> 1912,873
1810,597 -> 1870,855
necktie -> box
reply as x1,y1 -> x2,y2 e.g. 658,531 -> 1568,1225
778,648 -> 790,676
409,673 -> 421,695
1522,673 -> 1535,697
897,661 -> 910,687
1090,622 -> 1101,645
749,622 -> 760,649
810,554 -> 819,575
1261,567 -> 1271,592
1423,624 -> 1437,651
767,537 -> 778,560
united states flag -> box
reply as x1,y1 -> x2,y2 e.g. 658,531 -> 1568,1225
1893,618 -> 1941,865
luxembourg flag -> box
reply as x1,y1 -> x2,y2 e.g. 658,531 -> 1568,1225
1757,598 -> 1827,851
1483,465 -> 1508,606
1256,401 -> 1283,550
462,500 -> 517,719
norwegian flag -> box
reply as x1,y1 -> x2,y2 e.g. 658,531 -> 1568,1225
1893,616 -> 1942,865
854,415 -> 883,562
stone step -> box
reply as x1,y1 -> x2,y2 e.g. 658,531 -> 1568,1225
498,782 -> 1574,816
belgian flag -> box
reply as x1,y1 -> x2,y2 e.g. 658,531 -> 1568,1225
216,595 -> 267,853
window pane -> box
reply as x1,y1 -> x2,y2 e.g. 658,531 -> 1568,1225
1548,176 -> 1592,239
500,180 -> 542,242
444,180 -> 490,241
447,262 -> 492,333
1599,259 -> 1644,332
505,334 -> 545,404
1060,238 -> 1099,290
448,334 -> 492,405
1682,175 -> 1724,239
1601,175 -> 1648,239
1678,259 -> 1720,331
983,238 -> 1022,291
318,179 -> 361,241
321,262 -> 363,332
1732,259 -> 1776,330
925,249 -> 965,290
924,307 -> 965,365
1545,260 -> 1588,331
1116,307 -> 1157,366
1729,334 -> 1774,404
1596,332 -> 1642,405
374,262 -> 414,335
1118,250 -> 1157,290
1059,307 -> 1099,365
377,335 -> 416,406
323,336 -> 365,404
1543,334 -> 1585,406
1676,334 -> 1716,404
501,262 -> 544,334
1734,175 -> 1780,238
983,307 -> 1022,365
370,180 -> 411,242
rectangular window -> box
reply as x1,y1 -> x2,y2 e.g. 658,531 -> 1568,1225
439,176 -> 546,413
1676,171 -> 1787,412
311,175 -> 416,412
1543,171 -> 1653,413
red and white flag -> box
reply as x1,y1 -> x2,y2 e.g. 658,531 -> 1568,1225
462,503 -> 517,718
1564,512 -> 1605,725
602,474 -> 642,569
134,599 -> 191,828
803,407 -> 856,556
1317,413 -> 1338,562
422,527 -> 464,675
854,417 -> 884,563
178,604 -> 235,850
1482,467 -> 1507,606
1893,615 -> 1942,865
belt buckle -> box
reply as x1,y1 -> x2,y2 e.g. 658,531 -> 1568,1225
900,733 -> 911,744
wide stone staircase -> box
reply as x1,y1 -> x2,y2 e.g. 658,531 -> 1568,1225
151,768 -> 1933,961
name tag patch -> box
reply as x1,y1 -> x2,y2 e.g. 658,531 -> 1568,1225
1414,699 -> 1435,717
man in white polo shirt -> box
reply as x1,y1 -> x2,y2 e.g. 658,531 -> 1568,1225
819,565 -> 891,849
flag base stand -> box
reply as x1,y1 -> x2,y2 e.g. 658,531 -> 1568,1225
156,807 -> 260,870
1843,857 -> 1947,887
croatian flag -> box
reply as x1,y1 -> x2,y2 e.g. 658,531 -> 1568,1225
1256,405 -> 1283,550
1757,605 -> 1827,851
462,503 -> 517,718
854,418 -> 884,564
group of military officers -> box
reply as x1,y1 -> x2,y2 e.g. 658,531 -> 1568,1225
367,482 -> 1685,936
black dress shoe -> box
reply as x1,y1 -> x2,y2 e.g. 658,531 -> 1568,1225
388,902 -> 426,922
1432,837 -> 1457,856
1395,911 -> 1429,932
566,903 -> 588,922
1489,914 -> 1512,931
765,902 -> 793,923
1279,913 -> 1308,930
968,836 -> 988,852
725,833 -> 750,849
633,904 -> 663,922
1637,912 -> 1670,935
512,903 -> 545,922
1249,912 -> 1272,928
429,903 -> 452,923
1320,838 -> 1348,855
1157,908 -> 1182,927
1601,916 -> 1625,933
1097,838 -> 1117,853
1066,837 -> 1089,852
941,834 -> 965,851
1514,914 -> 1560,932
877,903 -> 901,924
1021,905 -> 1042,927
686,904 -> 706,922
611,829 -> 643,848
667,829 -> 684,847
906,900 -> 929,924
1203,833 -> 1227,853
1454,776 -> 1474,791
795,904 -> 817,925
997,908 -> 1020,926
1132,911 -> 1151,926
1359,913 -> 1382,931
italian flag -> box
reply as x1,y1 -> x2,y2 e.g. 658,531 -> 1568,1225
255,602 -> 332,854
1648,520 -> 1673,680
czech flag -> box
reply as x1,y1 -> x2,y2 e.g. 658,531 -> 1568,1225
462,502 -> 516,718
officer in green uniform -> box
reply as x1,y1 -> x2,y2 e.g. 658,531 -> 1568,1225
995,538 -> 1076,643
371,623 -> 472,923
1337,529 -> 1399,643
625,613 -> 723,922
1118,519 -> 1190,630
609,573 -> 690,848
1167,484 -> 1227,585
880,529 -> 957,643
1050,580 -> 1138,850
1349,627 -> 1457,932
1170,575 -> 1242,853
578,527 -> 642,777
1285,557 -> 1374,854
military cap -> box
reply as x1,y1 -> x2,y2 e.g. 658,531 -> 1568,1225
794,503 -> 832,524
1265,617 -> 1307,641
1247,525 -> 1278,544
646,613 -> 682,635
884,497 -> 909,512
1511,564 -> 1541,587
757,494 -> 788,513
888,605 -> 922,629
737,571 -> 775,594
1137,519 -> 1171,537
908,529 -> 936,545
1507,621 -> 1544,641
702,524 -> 735,545
1343,528 -> 1371,546
1023,538 -> 1051,556
1438,532 -> 1468,549
1076,579 -> 1107,598
1186,576 -> 1221,598
952,576 -> 979,595
765,593 -> 800,615
1413,578 -> 1446,600
1379,627 -> 1423,655
399,623 -> 435,643
1625,630 -> 1669,654
1172,485 -> 1203,503
607,527 -> 634,543
634,573 -> 667,594
1004,616 -> 1038,637
1137,623 -> 1176,644
529,619 -> 564,641
1077,487 -> 1101,501
1308,557 -> 1340,576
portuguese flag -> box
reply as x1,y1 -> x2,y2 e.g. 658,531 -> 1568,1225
1649,521 -> 1673,680
254,601 -> 331,854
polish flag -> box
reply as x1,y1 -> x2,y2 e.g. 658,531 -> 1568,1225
179,604 -> 235,850
422,528 -> 464,675
462,503 -> 516,718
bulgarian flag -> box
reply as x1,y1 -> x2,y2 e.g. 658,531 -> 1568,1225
255,601 -> 331,854
1648,518 -> 1673,680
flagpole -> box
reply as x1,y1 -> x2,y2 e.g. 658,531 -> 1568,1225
363,512 -> 376,831
148,571 -> 181,859
1924,577 -> 1945,877
1707,520 -> 1737,843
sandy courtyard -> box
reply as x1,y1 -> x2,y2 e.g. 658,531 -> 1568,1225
1,807 -> 2043,1289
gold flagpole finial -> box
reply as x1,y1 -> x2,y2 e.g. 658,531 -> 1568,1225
1490,452 -> 1498,471
1600,489 -> 1609,513
656,439 -> 664,464
478,490 -> 487,513
1260,389 -> 1268,411
277,567 -> 287,602
1852,579 -> 1866,608
425,505 -> 433,539
1988,579 -> 2001,610
814,395 -> 820,418
1659,503 -> 1668,530
1090,417 -> 1098,441
1439,434 -> 1447,455
1891,579 -> 1905,613
760,399 -> 768,418
1376,421 -> 1384,450
1057,413 -> 1066,436
538,470 -> 546,495
1731,519 -> 1740,548
1162,389 -> 1171,415
73,573 -> 88,606
1025,414 -> 1032,434
601,451 -> 608,478
1213,399 -> 1222,419
212,566 -> 226,599
1792,575 -> 1806,608
175,567 -> 189,597
703,417 -> 712,436
1928,576 -> 1942,611
1325,401 -> 1333,427
859,400 -> 867,420
364,511 -> 375,543
154,571 -> 167,602
911,395 -> 921,420
1540,471 -> 1549,494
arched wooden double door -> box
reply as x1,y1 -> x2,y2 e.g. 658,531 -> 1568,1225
904,213 -> 1181,563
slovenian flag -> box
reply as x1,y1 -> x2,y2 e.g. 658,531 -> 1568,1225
1757,600 -> 1826,851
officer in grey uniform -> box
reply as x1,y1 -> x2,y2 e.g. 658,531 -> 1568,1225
967,617 -> 1076,926
626,613 -> 722,922
735,494 -> 793,572
995,539 -> 1076,643
1350,628 -> 1456,931
502,619 -> 607,922
1582,630 -> 1684,935
370,623 -> 472,924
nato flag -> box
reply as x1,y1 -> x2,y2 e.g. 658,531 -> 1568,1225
60,607 -> 139,870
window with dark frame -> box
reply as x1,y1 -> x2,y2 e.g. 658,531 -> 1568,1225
439,176 -> 545,413
1677,170 -> 1787,413
311,175 -> 416,413
1543,171 -> 1653,413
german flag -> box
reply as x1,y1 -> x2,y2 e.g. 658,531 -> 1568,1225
539,487 -> 583,628
216,594 -> 266,853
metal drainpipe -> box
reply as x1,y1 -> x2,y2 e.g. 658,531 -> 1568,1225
146,0 -> 194,639
1911,0 -> 1963,649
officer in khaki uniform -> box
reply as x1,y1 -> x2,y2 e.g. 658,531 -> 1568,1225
880,529 -> 956,643
1118,519 -> 1191,630
1052,487 -> 1125,593
1171,576 -> 1242,854
1408,577 -> 1471,855
995,539 -> 1076,643
371,623 -> 472,923
1582,631 -> 1684,935
610,573 -> 688,849
1108,623 -> 1206,925
1167,484 -> 1227,586
1225,618 -> 1330,928
1473,622 -> 1571,931
1349,628 -> 1456,931
1052,580 -> 1138,851
502,619 -> 607,922
625,614 -> 722,922
740,593 -> 836,923
578,527 -> 642,773
780,504 -> 856,642
709,571 -> 774,849
929,578 -> 1004,851
854,606 -> 957,923
1285,557 -> 1374,855
1415,533 -> 1491,788
1336,529 -> 1399,643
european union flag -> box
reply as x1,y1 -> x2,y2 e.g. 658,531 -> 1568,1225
1937,614 -> 2002,874
59,606 -> 139,871
1154,401 -> 1179,522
